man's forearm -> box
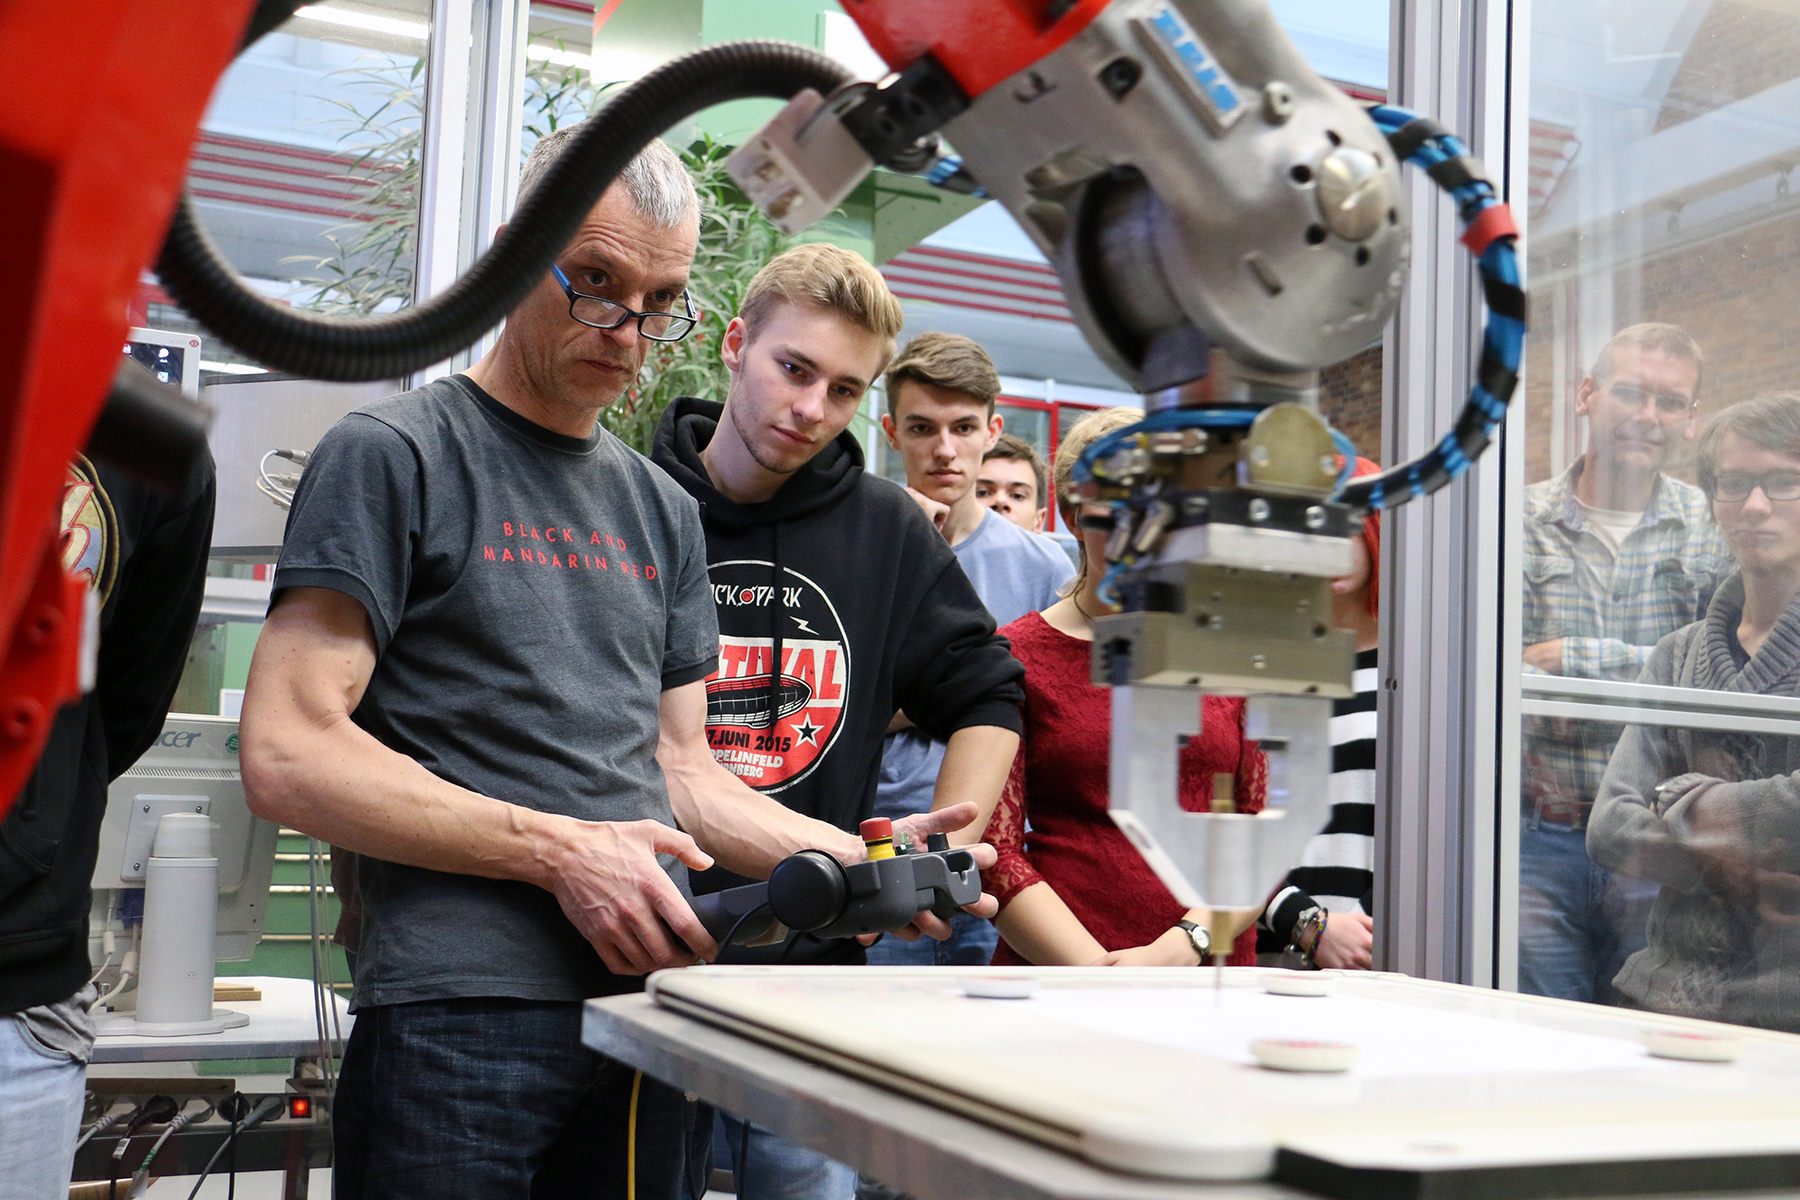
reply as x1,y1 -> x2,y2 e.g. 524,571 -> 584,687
244,700 -> 571,891
931,724 -> 1020,844
661,753 -> 860,878
241,590 -> 574,892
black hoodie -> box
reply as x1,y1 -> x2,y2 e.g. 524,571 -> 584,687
652,398 -> 1024,905
0,454 -> 215,1013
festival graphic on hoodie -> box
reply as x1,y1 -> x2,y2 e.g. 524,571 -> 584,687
704,560 -> 851,793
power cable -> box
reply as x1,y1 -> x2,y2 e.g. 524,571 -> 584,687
185,1095 -> 283,1200
74,1102 -> 139,1155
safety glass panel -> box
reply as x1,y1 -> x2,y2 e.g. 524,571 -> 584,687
146,1 -> 434,381
1514,0 -> 1800,1032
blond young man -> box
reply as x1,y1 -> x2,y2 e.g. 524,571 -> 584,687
649,246 -> 1023,1200
242,132 -> 993,1200
978,433 -> 1051,532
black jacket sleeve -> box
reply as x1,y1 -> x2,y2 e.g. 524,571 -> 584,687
891,552 -> 1025,743
96,454 -> 217,779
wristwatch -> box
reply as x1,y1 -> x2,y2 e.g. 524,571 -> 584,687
1291,905 -> 1327,966
1174,919 -> 1211,965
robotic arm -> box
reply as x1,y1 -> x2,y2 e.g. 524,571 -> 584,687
734,0 -> 1523,943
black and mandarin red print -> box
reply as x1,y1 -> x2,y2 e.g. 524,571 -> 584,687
483,521 -> 658,579
704,560 -> 850,794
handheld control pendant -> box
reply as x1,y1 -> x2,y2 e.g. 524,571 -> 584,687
693,819 -> 982,947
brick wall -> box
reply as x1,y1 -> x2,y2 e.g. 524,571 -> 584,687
1524,207 -> 1800,485
1655,0 -> 1800,131
1524,0 -> 1800,485
1320,343 -> 1384,463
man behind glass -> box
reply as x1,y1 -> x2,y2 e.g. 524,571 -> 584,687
1588,393 -> 1800,1030
1519,322 -> 1729,1002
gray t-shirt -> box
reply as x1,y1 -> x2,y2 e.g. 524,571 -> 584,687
872,508 -> 1070,823
274,376 -> 719,1006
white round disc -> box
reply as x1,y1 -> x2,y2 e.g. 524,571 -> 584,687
958,975 -> 1038,1000
1263,969 -> 1339,997
1643,1028 -> 1741,1062
1082,1111 -> 1276,1180
1249,1037 -> 1359,1073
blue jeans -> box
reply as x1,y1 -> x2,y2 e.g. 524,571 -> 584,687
862,911 -> 998,967
0,992 -> 92,1200
1518,821 -> 1660,1005
712,1110 -> 856,1200
334,997 -> 708,1200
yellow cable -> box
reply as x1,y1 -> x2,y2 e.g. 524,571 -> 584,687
627,1069 -> 643,1200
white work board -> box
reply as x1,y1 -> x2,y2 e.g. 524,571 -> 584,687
648,966 -> 1800,1199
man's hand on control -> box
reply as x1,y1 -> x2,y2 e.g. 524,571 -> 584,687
1311,911 -> 1374,970
904,486 -> 951,536
855,802 -> 1000,943
547,818 -> 718,975
1523,639 -> 1565,674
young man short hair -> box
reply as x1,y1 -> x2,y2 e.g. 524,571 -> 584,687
650,246 -> 1023,1200
869,332 -> 1073,968
979,433 -> 1050,533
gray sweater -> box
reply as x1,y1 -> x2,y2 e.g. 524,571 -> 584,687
1588,573 -> 1800,1030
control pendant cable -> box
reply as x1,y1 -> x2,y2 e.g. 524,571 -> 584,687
155,41 -> 852,382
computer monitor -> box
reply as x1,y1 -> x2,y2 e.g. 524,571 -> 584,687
124,326 -> 202,398
89,713 -> 280,962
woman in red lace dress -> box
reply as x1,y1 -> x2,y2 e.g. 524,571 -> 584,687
983,407 -> 1267,967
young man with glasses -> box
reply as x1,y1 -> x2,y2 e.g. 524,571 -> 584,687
241,130 -> 995,1200
1588,393 -> 1800,1030
1518,323 -> 1730,1004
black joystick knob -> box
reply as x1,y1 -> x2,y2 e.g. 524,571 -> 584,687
926,832 -> 950,853
766,849 -> 848,932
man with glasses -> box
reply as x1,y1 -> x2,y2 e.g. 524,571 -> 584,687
1588,393 -> 1800,1030
1519,323 -> 1730,1003
240,130 -> 995,1200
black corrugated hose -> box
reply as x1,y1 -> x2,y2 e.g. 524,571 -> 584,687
154,40 -> 853,382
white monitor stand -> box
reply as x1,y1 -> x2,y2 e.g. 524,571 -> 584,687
90,714 -> 279,1037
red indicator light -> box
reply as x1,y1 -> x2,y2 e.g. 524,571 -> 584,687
288,1096 -> 311,1119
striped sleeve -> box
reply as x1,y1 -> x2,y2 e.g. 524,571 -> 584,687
1259,651 -> 1378,947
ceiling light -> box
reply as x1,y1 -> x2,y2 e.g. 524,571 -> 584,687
293,5 -> 428,41
527,43 -> 592,71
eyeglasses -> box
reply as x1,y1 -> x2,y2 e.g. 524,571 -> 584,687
550,263 -> 698,342
1601,379 -> 1695,417
1708,471 -> 1800,503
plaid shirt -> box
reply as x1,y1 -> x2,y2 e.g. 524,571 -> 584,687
1520,461 -> 1730,825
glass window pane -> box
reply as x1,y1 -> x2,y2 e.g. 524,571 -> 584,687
524,2 -> 605,156
998,402 -> 1051,464
147,3 -> 433,379
1515,0 -> 1800,1031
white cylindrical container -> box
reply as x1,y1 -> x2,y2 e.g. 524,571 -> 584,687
136,812 -> 219,1025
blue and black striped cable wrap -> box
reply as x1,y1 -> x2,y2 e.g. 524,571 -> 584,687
1340,104 -> 1525,512
1070,103 -> 1525,516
